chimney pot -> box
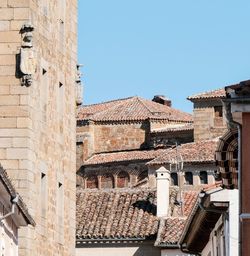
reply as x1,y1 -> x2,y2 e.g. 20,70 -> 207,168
156,166 -> 170,217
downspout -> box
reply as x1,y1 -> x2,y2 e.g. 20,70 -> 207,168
0,195 -> 19,222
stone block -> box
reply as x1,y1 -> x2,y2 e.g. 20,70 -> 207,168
0,149 -> 6,159
0,0 -> 7,7
0,43 -> 19,54
6,147 -> 29,159
8,0 -> 29,7
0,117 -> 16,128
0,8 -> 13,20
19,159 -> 33,171
0,86 -> 10,94
1,159 -> 18,169
0,106 -> 28,117
0,137 -> 12,147
13,137 -> 31,147
0,31 -> 20,42
0,21 -> 9,31
14,8 -> 29,20
10,20 -> 25,31
17,117 -> 32,128
0,95 -> 19,105
10,85 -> 28,95
20,95 -> 28,105
0,76 -> 20,85
0,55 -> 15,65
0,128 -> 29,137
0,65 -> 15,76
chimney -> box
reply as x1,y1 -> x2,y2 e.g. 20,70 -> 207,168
156,166 -> 170,217
152,95 -> 172,107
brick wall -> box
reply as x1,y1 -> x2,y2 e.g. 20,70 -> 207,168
0,0 -> 77,255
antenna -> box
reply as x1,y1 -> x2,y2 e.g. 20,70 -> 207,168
175,141 -> 184,216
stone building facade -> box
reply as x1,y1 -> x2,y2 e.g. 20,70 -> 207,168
187,88 -> 227,141
0,1 -> 77,255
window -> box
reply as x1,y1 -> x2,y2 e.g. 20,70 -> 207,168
86,175 -> 98,189
117,171 -> 129,188
200,171 -> 208,184
185,172 -> 193,185
214,106 -> 223,117
101,174 -> 114,189
171,173 -> 178,186
138,170 -> 148,182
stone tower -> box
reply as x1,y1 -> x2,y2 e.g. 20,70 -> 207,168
0,1 -> 77,255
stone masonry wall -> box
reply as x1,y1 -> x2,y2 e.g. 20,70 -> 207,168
0,0 -> 77,255
94,122 -> 149,153
193,100 -> 227,141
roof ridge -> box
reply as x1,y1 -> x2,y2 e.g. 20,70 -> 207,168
81,96 -> 137,108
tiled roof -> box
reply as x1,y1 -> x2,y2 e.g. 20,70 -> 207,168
148,139 -> 218,165
155,191 -> 198,246
76,189 -> 159,241
0,164 -> 35,226
76,187 -> 198,243
77,96 -> 193,123
187,88 -> 226,101
83,149 -> 166,166
151,123 -> 194,134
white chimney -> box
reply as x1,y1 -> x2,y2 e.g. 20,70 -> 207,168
156,166 -> 170,217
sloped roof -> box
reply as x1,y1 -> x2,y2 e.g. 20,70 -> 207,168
151,123 -> 194,134
148,139 -> 218,165
76,188 -> 198,243
187,88 -> 226,101
83,149 -> 166,166
155,191 -> 198,246
0,165 -> 35,226
77,96 -> 193,123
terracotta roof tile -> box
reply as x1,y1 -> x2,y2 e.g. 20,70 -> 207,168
83,149 -> 166,166
151,123 -> 194,134
76,188 -> 198,242
187,88 -> 226,101
155,191 -> 198,246
78,96 -> 193,123
148,139 -> 218,165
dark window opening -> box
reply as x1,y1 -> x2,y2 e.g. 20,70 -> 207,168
185,172 -> 193,185
138,170 -> 148,182
171,173 -> 178,186
200,171 -> 208,184
214,106 -> 223,117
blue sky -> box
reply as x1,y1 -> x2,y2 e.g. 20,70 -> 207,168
78,1 -> 250,112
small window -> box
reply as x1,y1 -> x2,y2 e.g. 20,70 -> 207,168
117,171 -> 129,188
185,172 -> 193,185
200,171 -> 208,184
214,106 -> 223,117
138,170 -> 148,182
171,173 -> 178,186
86,175 -> 98,189
101,174 -> 114,189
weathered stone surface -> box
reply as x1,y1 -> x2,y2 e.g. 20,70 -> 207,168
0,8 -> 13,20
